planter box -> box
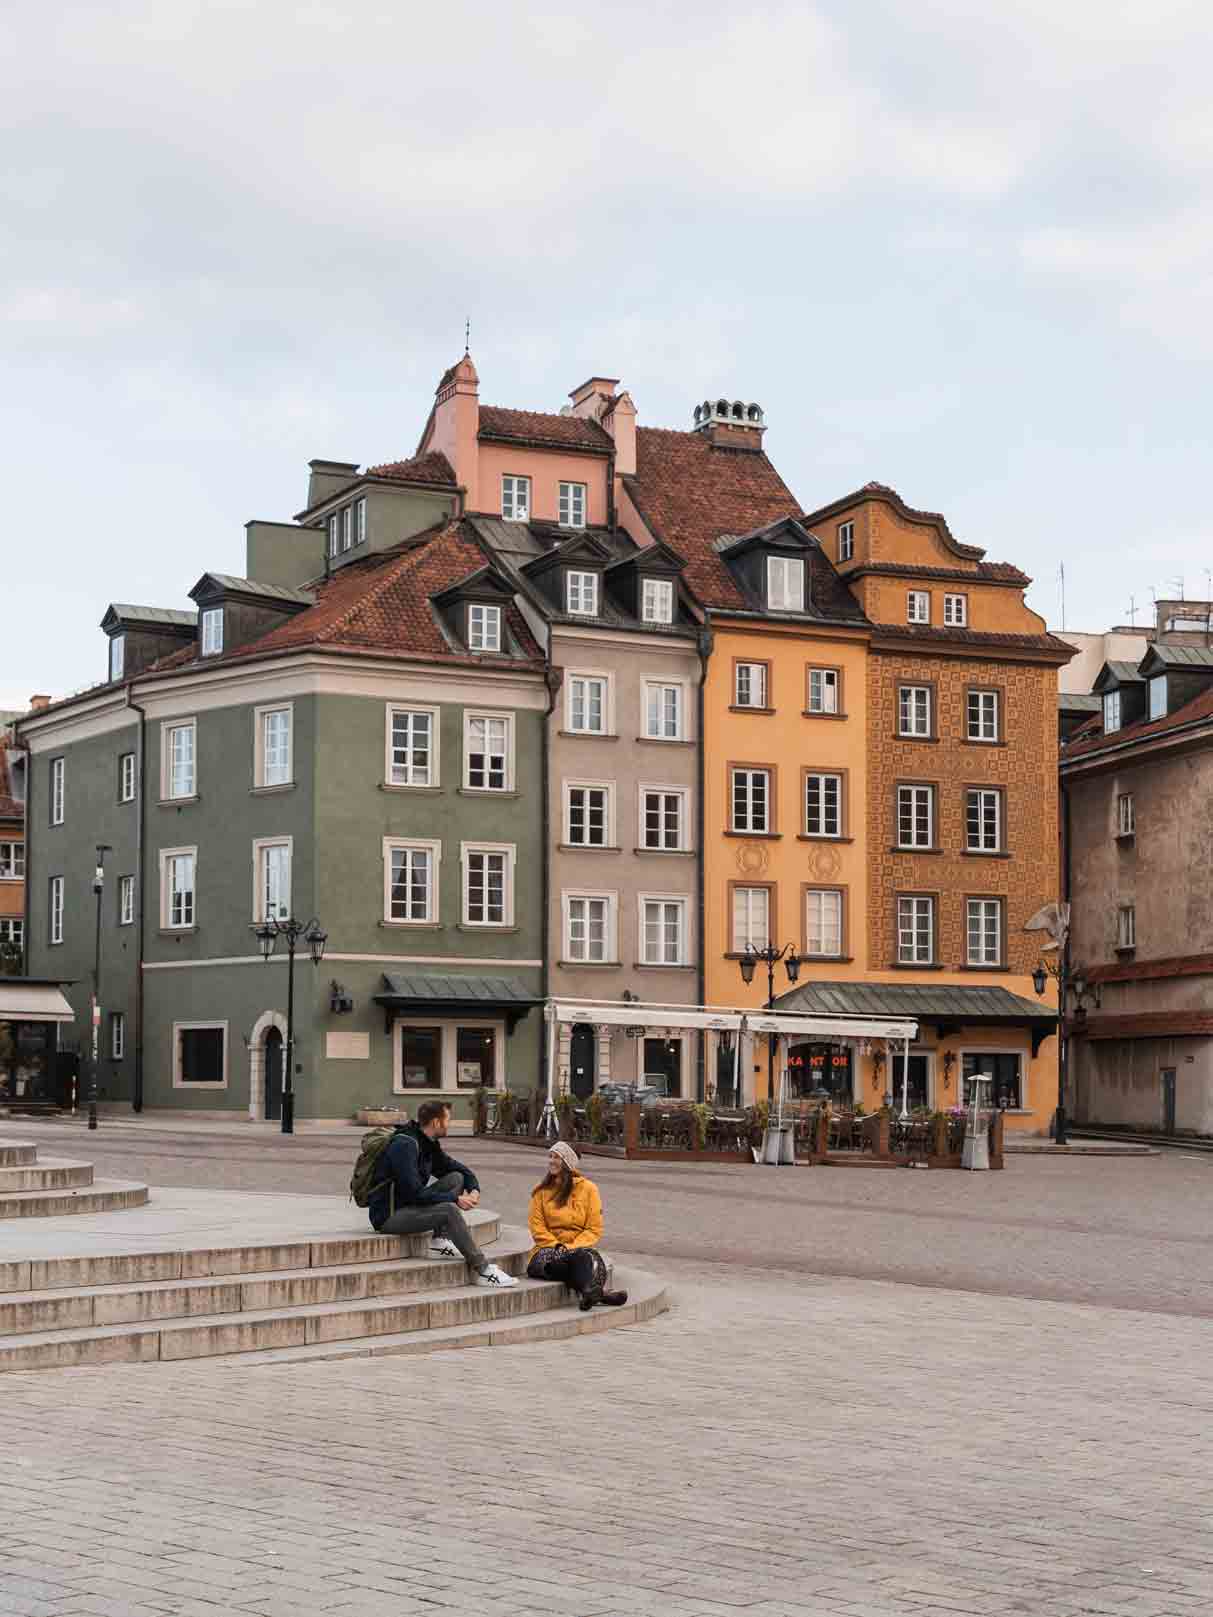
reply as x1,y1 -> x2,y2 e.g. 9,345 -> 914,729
354,1108 -> 410,1127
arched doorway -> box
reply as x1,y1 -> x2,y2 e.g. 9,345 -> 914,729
264,1028 -> 284,1122
569,1023 -> 596,1099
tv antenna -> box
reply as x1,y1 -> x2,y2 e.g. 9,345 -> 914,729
1124,595 -> 1137,628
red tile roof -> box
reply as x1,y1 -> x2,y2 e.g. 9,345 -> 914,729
872,623 -> 1075,657
847,560 -> 1031,586
478,406 -> 613,454
0,796 -> 20,821
366,450 -> 457,488
1062,684 -> 1213,760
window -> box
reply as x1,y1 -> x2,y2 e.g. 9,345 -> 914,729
804,772 -> 843,838
641,578 -> 674,624
1103,690 -> 1122,733
966,898 -> 1003,966
164,721 -> 196,799
201,608 -> 223,656
342,504 -> 353,553
897,785 -> 935,849
962,1052 -> 1021,1109
565,894 -> 612,962
254,839 -> 292,923
967,689 -> 1000,742
501,475 -> 531,521
390,1019 -> 507,1093
898,685 -> 932,737
398,1027 -> 442,1089
1117,793 -> 1135,837
1117,905 -> 1136,950
566,784 -> 610,847
356,497 -> 367,547
0,841 -> 24,879
119,874 -> 135,926
568,675 -> 607,735
327,514 -> 339,558
807,668 -> 839,715
468,603 -> 502,652
805,889 -> 843,957
641,788 -> 685,851
464,713 -> 512,791
49,876 -> 64,945
111,1012 -> 125,1061
944,594 -> 967,627
385,839 -> 439,924
558,481 -> 586,528
907,591 -> 930,623
734,662 -> 768,709
641,897 -> 686,965
837,521 -> 854,562
732,885 -> 770,952
1149,675 -> 1167,721
50,757 -> 64,825
109,635 -> 125,682
162,850 -> 196,929
456,1027 -> 496,1088
897,895 -> 934,964
766,555 -> 805,611
174,1022 -> 227,1087
731,768 -> 770,833
566,571 -> 598,616
463,844 -> 514,926
119,751 -> 136,803
258,706 -> 293,789
0,918 -> 22,950
388,707 -> 435,787
966,789 -> 1002,853
644,682 -> 684,740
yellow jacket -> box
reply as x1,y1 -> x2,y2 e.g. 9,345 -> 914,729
528,1176 -> 603,1256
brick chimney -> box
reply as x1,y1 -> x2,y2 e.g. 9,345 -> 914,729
692,397 -> 766,452
568,377 -> 620,419
28,695 -> 50,711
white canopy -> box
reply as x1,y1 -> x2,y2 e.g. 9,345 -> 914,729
548,999 -> 917,1042
0,983 -> 75,1024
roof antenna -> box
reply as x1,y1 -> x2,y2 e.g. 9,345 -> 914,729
1124,595 -> 1137,628
464,318 -> 470,356
1057,562 -> 1066,632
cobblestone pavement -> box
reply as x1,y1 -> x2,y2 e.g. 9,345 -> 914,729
5,1127 -> 1213,1616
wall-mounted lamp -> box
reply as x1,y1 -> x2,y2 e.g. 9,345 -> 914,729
942,1049 -> 956,1091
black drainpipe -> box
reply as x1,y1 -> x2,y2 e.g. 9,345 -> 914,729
540,655 -> 561,1096
19,734 -> 31,976
126,688 -> 148,1112
695,624 -> 713,1101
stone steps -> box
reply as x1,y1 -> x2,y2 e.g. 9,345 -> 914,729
0,1141 -> 36,1167
0,1157 -> 96,1193
0,1179 -> 150,1219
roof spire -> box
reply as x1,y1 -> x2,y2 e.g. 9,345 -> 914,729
464,318 -> 470,356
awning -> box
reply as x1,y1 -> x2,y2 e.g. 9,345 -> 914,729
373,973 -> 542,1033
775,981 -> 1058,1056
549,999 -> 917,1042
0,982 -> 76,1025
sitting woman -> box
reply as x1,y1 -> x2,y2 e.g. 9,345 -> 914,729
527,1141 -> 628,1311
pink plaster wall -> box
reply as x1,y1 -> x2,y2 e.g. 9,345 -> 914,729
473,442 -> 610,526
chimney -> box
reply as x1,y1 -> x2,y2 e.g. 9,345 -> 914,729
692,398 -> 766,452
307,459 -> 360,509
28,695 -> 51,711
428,354 -> 480,511
568,377 -> 620,420
604,390 -> 637,477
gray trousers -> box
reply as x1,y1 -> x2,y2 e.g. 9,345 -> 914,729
376,1172 -> 487,1271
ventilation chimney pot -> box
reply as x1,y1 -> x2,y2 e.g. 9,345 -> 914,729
692,398 -> 765,450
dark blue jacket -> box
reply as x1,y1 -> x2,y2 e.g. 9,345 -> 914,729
368,1123 -> 480,1230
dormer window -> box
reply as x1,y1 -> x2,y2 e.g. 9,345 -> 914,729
200,608 -> 223,657
468,604 -> 502,652
641,578 -> 674,624
109,635 -> 125,682
327,513 -> 339,558
1149,675 -> 1166,721
766,556 -> 804,611
501,475 -> 530,521
907,591 -> 930,624
837,521 -> 854,562
1103,690 -> 1121,733
558,482 -> 586,528
566,571 -> 598,616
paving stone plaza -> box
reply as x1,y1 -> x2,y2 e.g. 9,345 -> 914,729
5,1123 -> 1213,1617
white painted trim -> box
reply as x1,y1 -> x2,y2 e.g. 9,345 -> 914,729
564,669 -> 615,736
172,1019 -> 229,1089
462,709 -> 515,792
254,701 -> 293,790
637,891 -> 690,966
159,717 -> 197,801
247,1009 -> 288,1119
143,951 -> 544,969
382,836 -> 442,924
391,1015 -> 507,1095
385,702 -> 441,788
958,1045 -> 1028,1110
252,835 -> 293,923
561,887 -> 618,963
159,845 -> 197,930
460,841 -> 517,927
638,782 -> 691,851
562,778 -> 615,847
641,677 -> 691,741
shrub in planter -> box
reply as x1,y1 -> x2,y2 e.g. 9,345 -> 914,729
690,1102 -> 712,1150
586,1091 -> 607,1143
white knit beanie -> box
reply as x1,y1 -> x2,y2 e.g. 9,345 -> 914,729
549,1140 -> 581,1172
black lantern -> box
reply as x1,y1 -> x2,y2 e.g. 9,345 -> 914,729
305,921 -> 328,966
1032,962 -> 1047,997
784,951 -> 801,984
256,922 -> 277,962
738,949 -> 757,986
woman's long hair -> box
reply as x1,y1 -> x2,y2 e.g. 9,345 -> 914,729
533,1158 -> 577,1207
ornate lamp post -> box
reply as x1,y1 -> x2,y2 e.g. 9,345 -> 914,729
1032,953 -> 1100,1146
738,943 -> 802,1106
255,916 -> 327,1135
88,843 -> 112,1131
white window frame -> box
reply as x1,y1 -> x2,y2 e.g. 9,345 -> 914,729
1118,905 -> 1136,950
160,719 -> 197,801
967,689 -> 1000,743
943,593 -> 968,627
501,474 -> 531,522
0,918 -> 23,949
111,1011 -> 126,1061
173,1020 -> 229,1090
734,662 -> 768,709
49,875 -> 64,945
807,667 -> 839,715
255,703 -> 294,790
253,836 -> 293,924
1149,675 -> 1167,722
564,781 -> 614,848
639,893 -> 689,966
732,885 -> 770,953
960,1047 -> 1025,1111
730,767 -> 770,834
766,555 -> 805,611
897,785 -> 935,850
386,704 -> 439,788
558,481 -> 586,528
805,772 -> 843,838
805,888 -> 844,958
461,842 -> 516,928
1117,793 -> 1135,837
119,751 -> 136,803
562,889 -> 618,964
1103,690 -> 1122,733
50,757 -> 64,826
327,514 -> 339,558
837,521 -> 854,562
898,685 -> 932,738
356,496 -> 367,546
109,634 -> 125,682
643,680 -> 687,741
118,874 -> 135,927
159,846 -> 197,931
200,608 -> 224,657
897,895 -> 935,965
0,840 -> 24,880
639,785 -> 689,852
566,672 -> 611,736
391,1016 -> 509,1094
463,711 -> 514,792
907,590 -> 930,624
966,898 -> 1003,967
383,837 -> 441,926
641,578 -> 674,624
566,570 -> 599,616
468,603 -> 502,652
342,504 -> 354,553
966,788 -> 1002,853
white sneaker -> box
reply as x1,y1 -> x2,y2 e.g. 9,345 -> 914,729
426,1238 -> 462,1260
474,1263 -> 519,1288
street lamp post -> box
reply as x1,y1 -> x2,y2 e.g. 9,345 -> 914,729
738,943 -> 802,1107
1032,948 -> 1099,1147
88,844 -> 112,1131
255,915 -> 328,1135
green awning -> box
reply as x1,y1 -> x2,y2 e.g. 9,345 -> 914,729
373,973 -> 542,1033
774,981 -> 1057,1055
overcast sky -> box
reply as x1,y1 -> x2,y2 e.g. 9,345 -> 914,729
4,0 -> 1211,709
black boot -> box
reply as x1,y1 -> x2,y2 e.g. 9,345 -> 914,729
600,1289 -> 628,1307
578,1288 -> 602,1312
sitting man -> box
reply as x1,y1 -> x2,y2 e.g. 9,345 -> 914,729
367,1099 -> 517,1288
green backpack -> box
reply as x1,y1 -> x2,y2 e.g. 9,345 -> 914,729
350,1127 -> 399,1211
